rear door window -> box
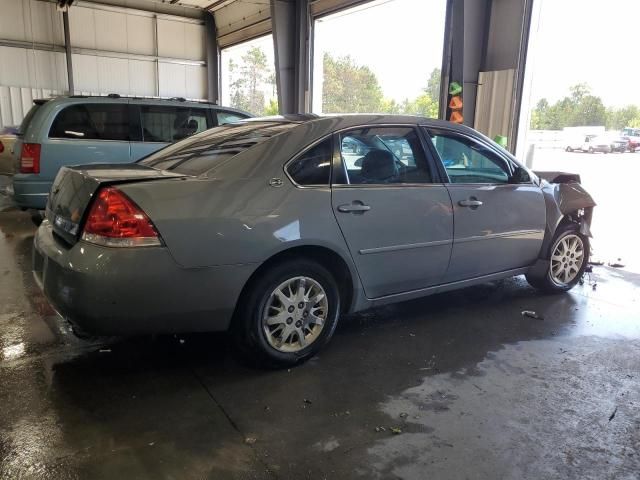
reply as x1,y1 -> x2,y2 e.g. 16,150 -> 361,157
49,104 -> 129,141
140,106 -> 210,143
337,127 -> 433,185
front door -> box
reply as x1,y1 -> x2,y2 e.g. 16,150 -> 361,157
427,129 -> 546,282
331,126 -> 453,299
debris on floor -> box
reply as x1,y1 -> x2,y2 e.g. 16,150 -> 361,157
245,437 -> 257,445
399,412 -> 408,419
374,426 -> 386,433
521,310 -> 544,320
608,407 -> 618,422
98,348 -> 111,353
390,427 -> 402,435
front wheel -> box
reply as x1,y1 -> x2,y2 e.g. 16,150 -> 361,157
526,224 -> 589,293
232,259 -> 340,367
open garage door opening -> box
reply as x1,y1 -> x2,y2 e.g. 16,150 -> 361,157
311,0 -> 446,116
518,0 -> 640,273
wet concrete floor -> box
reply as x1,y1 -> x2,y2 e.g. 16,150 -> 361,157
1,189 -> 639,479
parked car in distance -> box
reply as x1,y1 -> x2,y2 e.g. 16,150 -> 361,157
566,135 -> 611,153
34,115 -> 596,367
0,126 -> 19,176
609,137 -> 628,153
621,127 -> 640,152
11,95 -> 251,210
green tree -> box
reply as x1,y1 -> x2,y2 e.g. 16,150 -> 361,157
426,68 -> 441,102
529,84 -> 607,129
401,93 -> 439,118
264,98 -> 279,116
228,46 -> 277,115
322,53 -> 384,113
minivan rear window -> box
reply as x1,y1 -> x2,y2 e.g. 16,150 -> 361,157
49,104 -> 129,141
139,121 -> 297,176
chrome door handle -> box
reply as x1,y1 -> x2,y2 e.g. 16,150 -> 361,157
337,202 -> 371,213
458,199 -> 483,208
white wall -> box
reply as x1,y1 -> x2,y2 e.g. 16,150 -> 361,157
0,0 -> 208,127
68,4 -> 207,99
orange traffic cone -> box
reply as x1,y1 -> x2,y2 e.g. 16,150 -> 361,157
449,95 -> 463,110
450,111 -> 464,124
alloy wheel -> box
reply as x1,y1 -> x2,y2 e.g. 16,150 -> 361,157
262,276 -> 329,353
550,234 -> 584,286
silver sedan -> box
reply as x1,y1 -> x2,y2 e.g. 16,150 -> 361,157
33,115 -> 596,366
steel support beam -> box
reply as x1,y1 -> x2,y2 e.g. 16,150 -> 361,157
62,10 -> 74,95
204,11 -> 220,104
270,0 -> 310,114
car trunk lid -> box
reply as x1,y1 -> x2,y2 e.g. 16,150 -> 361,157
46,164 -> 185,245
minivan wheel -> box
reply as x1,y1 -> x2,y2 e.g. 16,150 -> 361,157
526,224 -> 589,293
232,259 -> 340,368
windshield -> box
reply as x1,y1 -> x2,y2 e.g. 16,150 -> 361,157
139,121 -> 298,176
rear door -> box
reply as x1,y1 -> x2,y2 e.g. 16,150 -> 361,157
426,128 -> 545,283
331,125 -> 453,299
44,102 -> 132,182
130,104 -> 212,160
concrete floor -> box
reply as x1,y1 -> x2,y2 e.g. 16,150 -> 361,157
1,174 -> 639,479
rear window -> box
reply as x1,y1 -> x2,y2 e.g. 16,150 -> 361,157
139,121 -> 297,176
49,104 -> 129,141
18,104 -> 41,135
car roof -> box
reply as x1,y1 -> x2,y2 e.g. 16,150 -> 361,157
32,95 -> 250,115
241,113 -> 484,141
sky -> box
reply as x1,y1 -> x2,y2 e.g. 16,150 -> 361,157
313,0 -> 446,110
528,0 -> 640,107
220,0 -> 640,112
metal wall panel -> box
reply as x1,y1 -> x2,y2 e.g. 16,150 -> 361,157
0,86 -> 63,129
157,18 -> 205,61
158,62 -> 206,100
72,53 -> 157,97
0,0 -> 64,45
126,14 -> 155,56
474,69 -> 515,141
0,46 -> 67,91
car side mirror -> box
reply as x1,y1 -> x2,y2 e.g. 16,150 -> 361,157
509,166 -> 531,184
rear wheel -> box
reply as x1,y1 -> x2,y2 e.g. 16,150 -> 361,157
566,146 -> 573,152
526,224 -> 589,293
232,259 -> 340,367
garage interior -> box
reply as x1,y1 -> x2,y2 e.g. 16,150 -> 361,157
0,0 -> 638,479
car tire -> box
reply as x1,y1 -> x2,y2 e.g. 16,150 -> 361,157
566,146 -> 572,152
232,259 -> 341,368
526,223 -> 590,293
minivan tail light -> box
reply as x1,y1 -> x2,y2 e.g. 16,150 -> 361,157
81,187 -> 161,247
20,143 -> 41,174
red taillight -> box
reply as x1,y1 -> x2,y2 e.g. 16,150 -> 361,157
20,143 -> 41,174
81,187 -> 161,247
